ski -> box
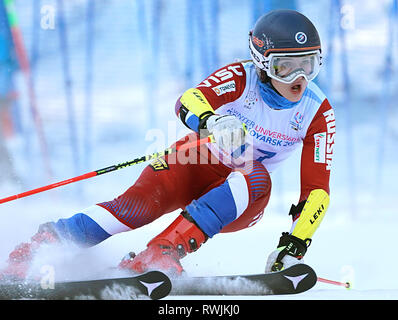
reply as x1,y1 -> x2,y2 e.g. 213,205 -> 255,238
0,270 -> 172,300
169,264 -> 317,296
0,264 -> 316,299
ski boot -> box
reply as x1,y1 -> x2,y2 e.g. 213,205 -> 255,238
0,223 -> 59,281
119,212 -> 208,276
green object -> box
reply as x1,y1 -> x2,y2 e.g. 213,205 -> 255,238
3,0 -> 18,27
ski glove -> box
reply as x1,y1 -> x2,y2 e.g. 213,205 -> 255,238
265,232 -> 310,272
206,115 -> 247,153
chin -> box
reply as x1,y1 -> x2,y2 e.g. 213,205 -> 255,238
287,94 -> 304,102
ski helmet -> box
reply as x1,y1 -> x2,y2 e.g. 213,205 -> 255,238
249,9 -> 322,84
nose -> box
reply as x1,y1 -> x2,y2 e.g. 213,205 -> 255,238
292,76 -> 306,84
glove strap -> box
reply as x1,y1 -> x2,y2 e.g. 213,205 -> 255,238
198,111 -> 214,135
288,200 -> 306,221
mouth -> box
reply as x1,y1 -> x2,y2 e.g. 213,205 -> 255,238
290,83 -> 302,95
289,78 -> 306,96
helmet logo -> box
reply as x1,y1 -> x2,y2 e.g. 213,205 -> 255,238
295,32 -> 307,44
252,36 -> 264,47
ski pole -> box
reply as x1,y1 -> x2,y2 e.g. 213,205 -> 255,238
0,135 -> 214,204
317,277 -> 351,289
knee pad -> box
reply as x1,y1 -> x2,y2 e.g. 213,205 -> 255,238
185,161 -> 271,238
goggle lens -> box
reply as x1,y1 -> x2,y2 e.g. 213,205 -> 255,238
269,52 -> 320,83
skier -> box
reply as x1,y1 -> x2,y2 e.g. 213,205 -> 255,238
1,9 -> 335,280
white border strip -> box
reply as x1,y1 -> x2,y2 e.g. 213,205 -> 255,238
81,205 -> 132,235
226,171 -> 250,218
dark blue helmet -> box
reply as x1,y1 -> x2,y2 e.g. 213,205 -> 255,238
249,9 -> 321,57
249,10 -> 322,83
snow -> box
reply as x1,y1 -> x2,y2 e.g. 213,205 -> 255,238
1,179 -> 397,300
0,0 -> 397,301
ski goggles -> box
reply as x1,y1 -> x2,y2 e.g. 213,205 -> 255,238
249,37 -> 322,84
